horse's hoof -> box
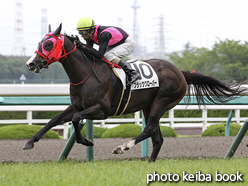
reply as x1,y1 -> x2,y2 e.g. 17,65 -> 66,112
77,138 -> 94,146
112,147 -> 123,154
23,143 -> 34,150
86,139 -> 94,146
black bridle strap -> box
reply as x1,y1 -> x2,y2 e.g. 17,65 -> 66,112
79,49 -> 101,83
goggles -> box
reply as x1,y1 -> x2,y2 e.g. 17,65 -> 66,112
78,30 -> 90,36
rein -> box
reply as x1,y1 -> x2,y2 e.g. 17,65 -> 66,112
69,43 -> 120,86
79,49 -> 102,83
69,55 -> 96,86
69,50 -> 121,85
59,44 -> 77,62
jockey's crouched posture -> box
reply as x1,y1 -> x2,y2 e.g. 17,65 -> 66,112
75,16 -> 141,85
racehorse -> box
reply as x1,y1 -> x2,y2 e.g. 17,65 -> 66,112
24,23 -> 247,162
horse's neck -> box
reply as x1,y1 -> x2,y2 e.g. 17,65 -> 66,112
61,39 -> 92,84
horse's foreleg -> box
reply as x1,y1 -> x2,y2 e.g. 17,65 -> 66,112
71,104 -> 106,146
23,105 -> 77,150
150,125 -> 163,162
71,120 -> 94,146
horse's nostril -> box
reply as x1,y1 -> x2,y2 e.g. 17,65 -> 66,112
28,62 -> 35,67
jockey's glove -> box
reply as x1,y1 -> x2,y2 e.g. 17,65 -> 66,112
74,40 -> 87,50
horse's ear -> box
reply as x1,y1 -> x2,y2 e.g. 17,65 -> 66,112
53,23 -> 62,37
48,24 -> 52,32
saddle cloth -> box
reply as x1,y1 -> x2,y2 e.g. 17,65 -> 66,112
110,60 -> 159,116
112,59 -> 159,90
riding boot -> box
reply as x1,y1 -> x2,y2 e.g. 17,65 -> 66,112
118,59 -> 141,86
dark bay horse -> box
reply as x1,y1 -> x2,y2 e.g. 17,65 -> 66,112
24,24 -> 247,162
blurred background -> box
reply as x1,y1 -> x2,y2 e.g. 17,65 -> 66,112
1,0 -> 248,57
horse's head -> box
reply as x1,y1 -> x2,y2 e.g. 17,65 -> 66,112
26,23 -> 65,73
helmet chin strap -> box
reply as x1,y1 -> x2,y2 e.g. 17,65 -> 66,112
89,28 -> 95,39
85,31 -> 94,42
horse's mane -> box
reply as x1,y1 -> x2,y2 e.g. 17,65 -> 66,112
64,33 -> 78,44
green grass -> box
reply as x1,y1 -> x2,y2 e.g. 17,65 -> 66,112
0,158 -> 247,186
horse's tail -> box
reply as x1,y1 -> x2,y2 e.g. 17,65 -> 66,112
181,71 -> 248,106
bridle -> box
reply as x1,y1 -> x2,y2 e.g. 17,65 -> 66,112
35,33 -> 76,68
34,32 -> 97,86
33,32 -> 115,86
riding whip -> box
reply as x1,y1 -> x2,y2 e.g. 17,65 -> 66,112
79,49 -> 102,83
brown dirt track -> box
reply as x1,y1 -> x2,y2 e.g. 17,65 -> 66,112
1,136 -> 248,163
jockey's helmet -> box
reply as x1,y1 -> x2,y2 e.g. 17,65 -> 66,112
77,16 -> 96,31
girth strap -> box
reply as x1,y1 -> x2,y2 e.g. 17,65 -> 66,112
114,85 -> 131,116
111,68 -> 132,116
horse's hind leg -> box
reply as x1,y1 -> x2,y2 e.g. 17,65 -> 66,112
138,107 -> 164,162
111,105 -> 152,154
112,104 -> 164,160
112,98 -> 179,161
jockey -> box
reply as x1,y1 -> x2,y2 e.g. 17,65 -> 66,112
75,16 -> 141,85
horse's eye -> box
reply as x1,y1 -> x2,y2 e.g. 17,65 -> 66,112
43,41 -> 53,51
